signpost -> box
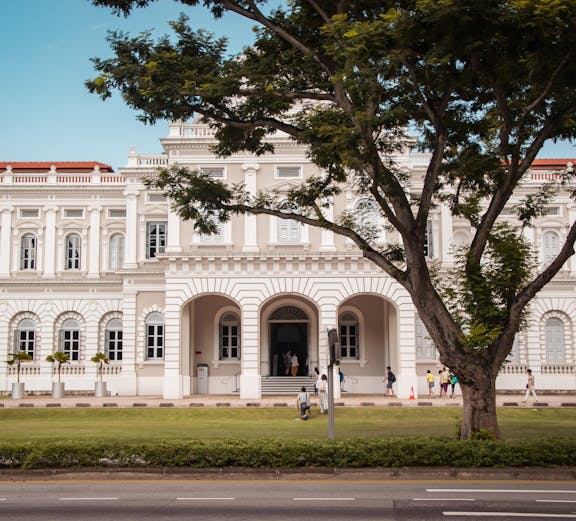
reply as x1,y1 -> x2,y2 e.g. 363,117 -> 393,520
327,327 -> 339,440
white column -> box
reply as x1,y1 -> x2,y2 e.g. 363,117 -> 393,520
242,163 -> 259,252
163,296 -> 183,399
440,203 -> 453,265
118,289 -> 138,395
165,203 -> 182,253
42,206 -> 57,278
0,207 -> 13,276
87,206 -> 101,278
124,188 -> 139,269
319,305 -> 340,399
240,302 -> 261,399
396,297 -> 419,399
320,200 -> 336,251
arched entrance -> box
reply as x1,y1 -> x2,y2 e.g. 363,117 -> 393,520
269,305 -> 309,376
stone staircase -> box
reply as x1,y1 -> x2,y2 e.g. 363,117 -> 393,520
260,376 -> 316,395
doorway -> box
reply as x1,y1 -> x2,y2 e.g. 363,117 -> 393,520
270,322 -> 308,376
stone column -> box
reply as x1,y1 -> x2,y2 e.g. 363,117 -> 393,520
42,206 -> 57,278
320,200 -> 336,251
242,163 -> 260,252
87,206 -> 102,278
124,188 -> 139,269
440,203 -> 453,265
165,202 -> 182,253
163,295 -> 183,399
240,301 -> 260,399
318,305 -> 340,399
118,288 -> 138,395
0,207 -> 13,276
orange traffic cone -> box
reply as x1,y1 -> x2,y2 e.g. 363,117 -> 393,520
409,386 -> 415,400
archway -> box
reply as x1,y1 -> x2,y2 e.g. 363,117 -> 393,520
269,305 -> 309,376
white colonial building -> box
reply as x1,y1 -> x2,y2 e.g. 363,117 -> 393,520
1,121 -> 575,398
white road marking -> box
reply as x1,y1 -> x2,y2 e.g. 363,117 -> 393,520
413,498 -> 476,501
443,512 -> 576,518
293,497 -> 356,501
176,497 -> 236,501
429,489 -> 576,494
59,497 -> 118,501
536,500 -> 576,503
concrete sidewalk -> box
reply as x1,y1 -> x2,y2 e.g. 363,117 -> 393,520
1,393 -> 575,409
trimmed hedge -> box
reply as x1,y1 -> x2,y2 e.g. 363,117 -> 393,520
0,438 -> 574,470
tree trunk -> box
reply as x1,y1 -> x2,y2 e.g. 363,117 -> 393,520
459,373 -> 500,440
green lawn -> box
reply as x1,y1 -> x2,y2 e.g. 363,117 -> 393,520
1,407 -> 574,442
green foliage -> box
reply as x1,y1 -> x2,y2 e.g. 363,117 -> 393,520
46,352 -> 70,383
6,352 -> 33,383
89,0 -> 576,437
90,352 -> 110,382
1,437 -> 574,469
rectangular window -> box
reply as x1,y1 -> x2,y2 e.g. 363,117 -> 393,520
19,209 -> 39,218
423,220 -> 434,258
16,329 -> 35,357
277,166 -> 302,178
146,324 -> 164,359
278,219 -> 300,242
106,330 -> 123,361
64,209 -> 84,219
415,315 -> 436,360
221,325 -> 239,359
146,222 -> 167,258
20,235 -> 36,270
339,324 -> 358,359
147,194 -> 167,203
63,330 -> 80,361
543,207 -> 560,216
65,235 -> 81,269
201,167 -> 225,179
108,209 -> 126,218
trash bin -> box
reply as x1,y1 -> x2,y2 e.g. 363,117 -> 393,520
197,363 -> 209,394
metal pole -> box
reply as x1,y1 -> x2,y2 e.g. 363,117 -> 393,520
327,362 -> 335,440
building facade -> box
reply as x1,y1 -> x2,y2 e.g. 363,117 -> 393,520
1,122 -> 575,398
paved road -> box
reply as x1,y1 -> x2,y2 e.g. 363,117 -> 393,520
1,480 -> 576,520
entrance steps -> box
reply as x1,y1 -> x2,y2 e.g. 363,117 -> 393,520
260,376 -> 316,395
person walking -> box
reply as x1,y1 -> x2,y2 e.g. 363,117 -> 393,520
449,371 -> 458,398
439,368 -> 450,398
338,367 -> 345,391
317,374 -> 328,414
385,366 -> 396,397
313,366 -> 320,394
523,368 -> 537,403
296,386 -> 311,420
426,369 -> 435,397
290,352 -> 299,377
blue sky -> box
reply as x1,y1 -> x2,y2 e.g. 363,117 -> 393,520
1,0 -> 574,171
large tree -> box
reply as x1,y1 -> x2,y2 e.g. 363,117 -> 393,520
88,0 -> 576,439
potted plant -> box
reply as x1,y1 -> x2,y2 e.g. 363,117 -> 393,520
91,352 -> 109,397
6,351 -> 33,399
45,352 -> 69,398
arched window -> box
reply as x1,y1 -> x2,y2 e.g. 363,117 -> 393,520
543,231 -> 560,262
545,317 -> 565,363
105,318 -> 123,361
145,312 -> 164,360
277,201 -> 301,242
355,199 -> 378,227
14,318 -> 35,358
65,233 -> 81,270
20,234 -> 37,270
415,314 -> 436,360
59,318 -> 80,361
220,313 -> 240,360
424,220 -> 434,257
109,233 -> 125,271
339,311 -> 359,359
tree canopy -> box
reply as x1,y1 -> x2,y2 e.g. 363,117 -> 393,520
88,0 -> 576,438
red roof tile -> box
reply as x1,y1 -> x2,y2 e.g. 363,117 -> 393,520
0,161 -> 114,173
